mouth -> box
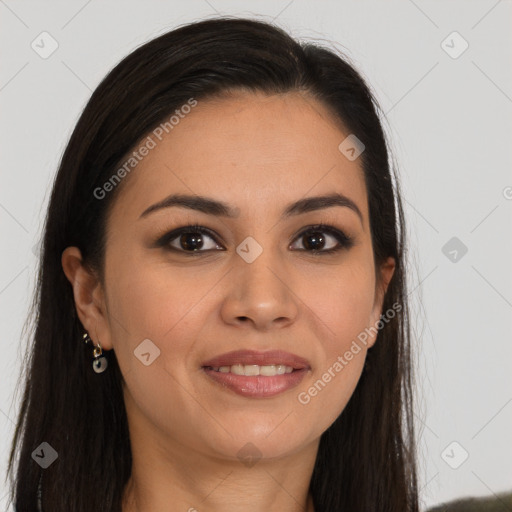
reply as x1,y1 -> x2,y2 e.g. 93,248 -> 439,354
203,363 -> 297,376
201,349 -> 310,398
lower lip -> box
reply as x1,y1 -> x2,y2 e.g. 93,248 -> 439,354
202,367 -> 308,398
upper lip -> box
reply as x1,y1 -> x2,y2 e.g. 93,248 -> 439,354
201,349 -> 310,370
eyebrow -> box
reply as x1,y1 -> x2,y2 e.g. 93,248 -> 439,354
139,192 -> 363,224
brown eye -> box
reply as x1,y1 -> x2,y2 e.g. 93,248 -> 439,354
290,224 -> 354,254
158,225 -> 224,253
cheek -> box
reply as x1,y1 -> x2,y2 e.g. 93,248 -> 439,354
105,258 -> 211,435
298,259 -> 375,407
108,245 -> 217,325
297,270 -> 373,436
105,254 -> 210,373
305,258 -> 376,345
297,349 -> 366,445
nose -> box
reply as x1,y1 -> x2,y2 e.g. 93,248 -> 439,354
220,247 -> 299,331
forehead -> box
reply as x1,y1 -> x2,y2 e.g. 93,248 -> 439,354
108,91 -> 368,225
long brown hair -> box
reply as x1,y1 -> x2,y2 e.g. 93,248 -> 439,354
7,16 -> 419,511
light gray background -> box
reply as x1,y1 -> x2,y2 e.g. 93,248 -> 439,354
1,1 -> 511,510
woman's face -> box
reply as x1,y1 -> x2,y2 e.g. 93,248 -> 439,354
80,91 -> 394,462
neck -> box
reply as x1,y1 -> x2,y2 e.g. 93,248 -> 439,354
121,441 -> 318,512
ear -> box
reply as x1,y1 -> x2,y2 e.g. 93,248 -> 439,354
61,247 -> 114,351
367,256 -> 396,349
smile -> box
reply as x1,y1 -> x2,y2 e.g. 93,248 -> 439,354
201,349 -> 311,398
206,364 -> 294,376
202,366 -> 308,398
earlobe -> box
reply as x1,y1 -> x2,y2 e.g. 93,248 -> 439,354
368,257 -> 396,349
61,247 -> 113,350
380,257 -> 396,297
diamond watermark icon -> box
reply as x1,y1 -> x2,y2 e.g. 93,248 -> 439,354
441,31 -> 469,59
442,236 -> 468,263
236,236 -> 263,263
237,442 -> 262,468
134,338 -> 161,366
338,134 -> 365,161
32,442 -> 58,469
31,31 -> 59,59
441,441 -> 469,469
32,242 -> 40,257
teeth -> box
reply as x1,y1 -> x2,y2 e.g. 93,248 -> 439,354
211,364 -> 294,376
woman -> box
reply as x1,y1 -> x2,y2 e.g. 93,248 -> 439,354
7,16 -> 419,511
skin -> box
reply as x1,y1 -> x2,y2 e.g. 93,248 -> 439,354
62,90 -> 395,512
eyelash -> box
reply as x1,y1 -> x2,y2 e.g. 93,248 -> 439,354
156,223 -> 354,256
